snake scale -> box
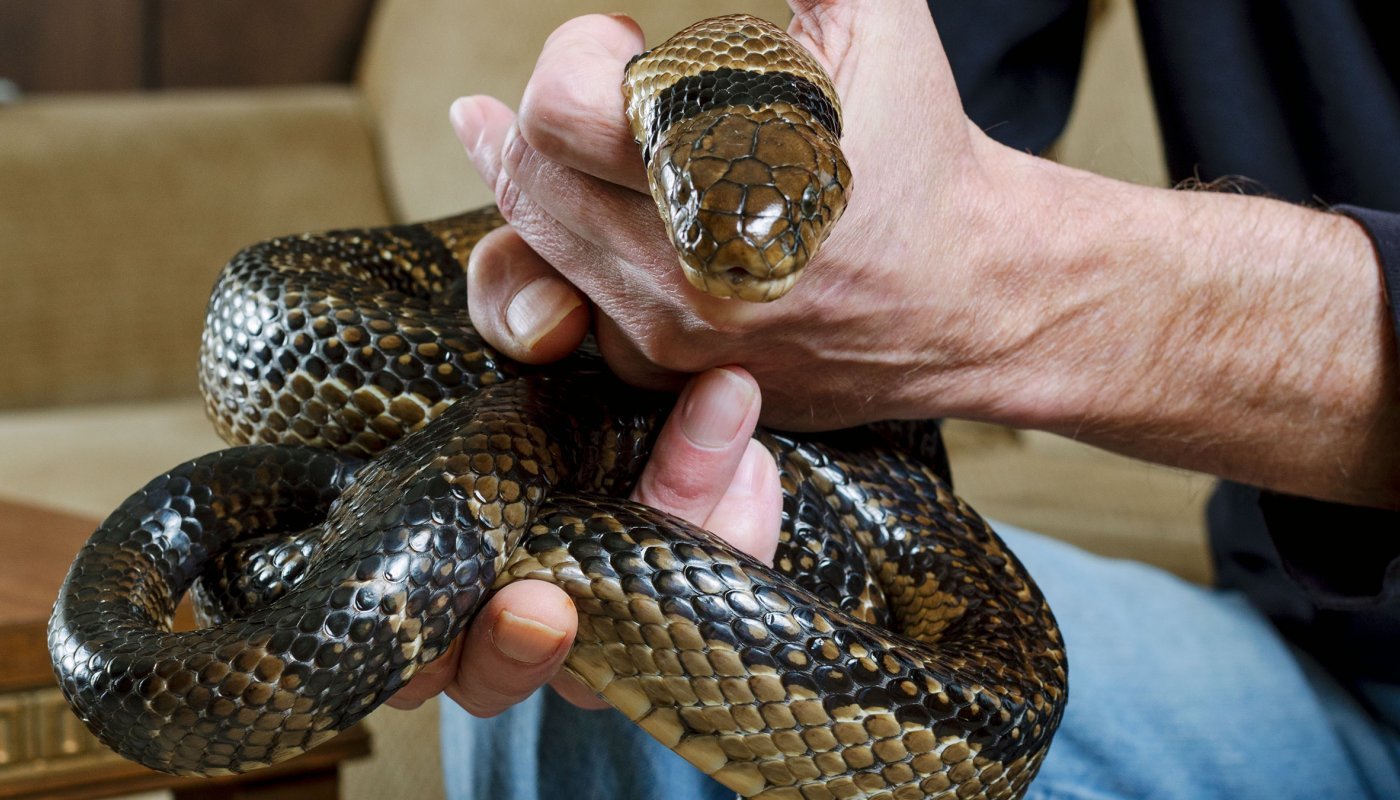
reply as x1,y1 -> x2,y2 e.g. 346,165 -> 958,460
48,15 -> 1067,800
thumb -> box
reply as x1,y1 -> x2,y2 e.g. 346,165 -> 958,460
784,0 -> 961,126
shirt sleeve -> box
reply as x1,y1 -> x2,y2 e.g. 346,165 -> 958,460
1336,205 -> 1400,360
1257,205 -> 1400,611
928,0 -> 1090,154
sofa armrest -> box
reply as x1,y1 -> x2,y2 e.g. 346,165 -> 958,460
0,87 -> 391,408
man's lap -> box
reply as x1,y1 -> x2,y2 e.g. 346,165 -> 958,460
440,524 -> 1400,800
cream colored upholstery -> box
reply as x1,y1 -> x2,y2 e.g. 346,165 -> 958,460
0,88 -> 390,407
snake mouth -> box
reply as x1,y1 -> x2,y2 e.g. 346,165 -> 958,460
672,208 -> 817,302
679,253 -> 804,302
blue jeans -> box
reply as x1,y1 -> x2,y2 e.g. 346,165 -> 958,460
440,524 -> 1400,799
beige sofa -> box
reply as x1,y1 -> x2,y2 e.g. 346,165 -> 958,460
0,1 -> 1211,797
0,0 -> 809,500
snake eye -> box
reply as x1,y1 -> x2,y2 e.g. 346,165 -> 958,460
800,185 -> 820,217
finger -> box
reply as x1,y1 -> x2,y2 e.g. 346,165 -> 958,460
704,438 -> 784,565
784,0 -> 963,150
384,635 -> 464,710
497,120 -> 684,303
453,94 -> 584,242
516,14 -> 650,193
443,580 -> 576,718
548,673 -> 611,710
456,86 -> 761,340
450,94 -> 516,201
466,225 -> 589,363
592,310 -> 690,391
630,367 -> 761,525
453,95 -> 656,315
786,0 -> 933,69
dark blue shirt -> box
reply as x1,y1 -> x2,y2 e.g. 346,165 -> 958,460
928,0 -> 1400,681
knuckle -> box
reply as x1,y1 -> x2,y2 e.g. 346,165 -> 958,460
606,356 -> 664,390
383,692 -> 423,710
499,126 -> 541,192
451,681 -> 528,719
642,337 -> 706,374
518,82 -> 577,161
632,334 -> 671,368
454,695 -> 505,719
493,171 -> 523,222
635,469 -> 707,518
626,319 -> 686,368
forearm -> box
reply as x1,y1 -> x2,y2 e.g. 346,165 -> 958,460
450,4 -> 1398,508
969,142 -> 1400,507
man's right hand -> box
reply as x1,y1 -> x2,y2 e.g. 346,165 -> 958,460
386,366 -> 783,715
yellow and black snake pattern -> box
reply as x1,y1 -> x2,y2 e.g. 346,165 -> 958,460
48,15 -> 1067,800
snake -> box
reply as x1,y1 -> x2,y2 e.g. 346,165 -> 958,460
48,14 -> 1067,800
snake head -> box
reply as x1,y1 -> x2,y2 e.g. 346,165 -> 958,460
650,109 -> 851,302
622,15 -> 852,302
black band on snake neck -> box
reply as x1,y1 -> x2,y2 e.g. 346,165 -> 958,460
642,68 -> 842,163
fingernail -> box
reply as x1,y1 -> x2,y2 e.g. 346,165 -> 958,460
449,96 -> 482,152
505,276 -> 584,350
680,369 -> 756,448
492,610 -> 567,665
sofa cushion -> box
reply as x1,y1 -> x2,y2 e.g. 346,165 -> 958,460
0,399 -> 222,517
0,87 -> 391,407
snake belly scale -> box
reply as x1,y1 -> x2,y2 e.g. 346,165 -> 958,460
47,14 -> 1067,800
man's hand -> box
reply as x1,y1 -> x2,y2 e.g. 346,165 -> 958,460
450,1 -> 1005,425
451,0 -> 1398,507
387,367 -> 783,714
398,0 -> 1400,718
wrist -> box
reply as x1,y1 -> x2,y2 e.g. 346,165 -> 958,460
968,147 -> 1178,431
957,143 -> 1398,504
898,135 -> 1142,427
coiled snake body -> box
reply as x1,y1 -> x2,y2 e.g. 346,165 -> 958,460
48,15 -> 1066,800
